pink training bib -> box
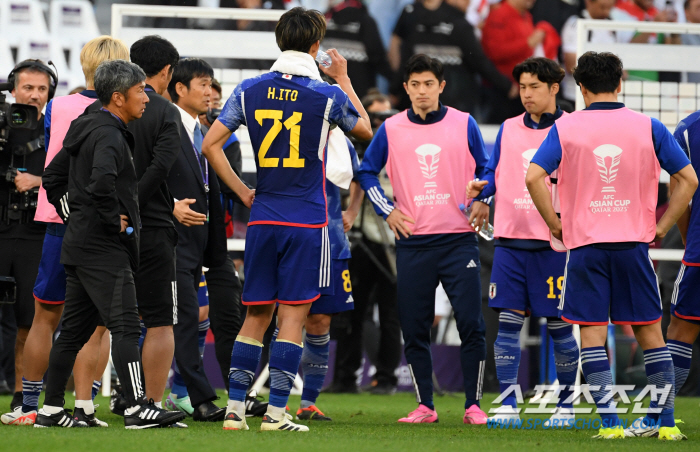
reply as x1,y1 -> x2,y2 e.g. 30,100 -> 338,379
495,113 -> 567,240
384,107 -> 477,235
555,108 -> 659,249
35,93 -> 97,224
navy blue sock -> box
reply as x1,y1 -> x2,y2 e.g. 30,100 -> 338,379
667,340 -> 692,395
22,378 -> 43,412
580,347 -> 620,427
301,333 -> 330,408
228,337 -> 263,402
198,318 -> 210,358
548,320 -> 579,408
644,347 -> 676,428
269,339 -> 303,409
465,399 -> 480,409
91,380 -> 101,401
494,311 -> 524,408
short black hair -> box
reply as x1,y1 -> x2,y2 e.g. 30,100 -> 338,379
275,7 -> 326,53
130,35 -> 179,78
167,58 -> 214,103
573,51 -> 623,95
94,60 -> 146,106
403,54 -> 444,83
513,57 -> 565,87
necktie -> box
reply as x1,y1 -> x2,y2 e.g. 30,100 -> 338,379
193,123 -> 205,173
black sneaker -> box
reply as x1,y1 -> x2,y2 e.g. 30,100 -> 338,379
124,400 -> 186,429
34,409 -> 87,428
110,387 -> 128,417
74,407 -> 109,427
10,391 -> 22,411
245,392 -> 268,418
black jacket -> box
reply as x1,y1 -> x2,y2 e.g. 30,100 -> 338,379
324,1 -> 393,99
128,86 -> 180,229
44,109 -> 140,270
167,122 -> 226,270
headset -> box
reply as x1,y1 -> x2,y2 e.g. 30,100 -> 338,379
7,59 -> 59,101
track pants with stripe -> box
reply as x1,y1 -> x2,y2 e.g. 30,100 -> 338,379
44,265 -> 145,407
396,238 -> 486,406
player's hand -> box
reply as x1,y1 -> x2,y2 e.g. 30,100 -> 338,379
528,29 -> 546,48
342,209 -> 359,232
508,83 -> 519,99
386,208 -> 415,240
119,215 -> 129,233
174,199 -> 207,227
14,172 -> 41,193
238,188 -> 255,209
654,224 -> 668,242
469,201 -> 489,233
466,180 -> 488,198
550,220 -> 563,242
319,48 -> 348,81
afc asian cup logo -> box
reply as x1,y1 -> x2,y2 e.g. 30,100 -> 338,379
415,144 -> 441,188
593,144 -> 623,193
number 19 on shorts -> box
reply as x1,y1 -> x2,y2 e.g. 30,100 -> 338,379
546,276 -> 564,299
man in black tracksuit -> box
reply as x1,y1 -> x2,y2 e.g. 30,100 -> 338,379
36,60 -> 184,429
125,36 -> 182,410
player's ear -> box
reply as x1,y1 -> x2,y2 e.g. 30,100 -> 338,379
403,82 -> 409,95
438,80 -> 446,93
551,83 -> 559,96
616,80 -> 622,94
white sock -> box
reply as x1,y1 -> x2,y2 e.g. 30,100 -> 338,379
124,405 -> 140,416
75,400 -> 94,415
43,405 -> 63,415
266,405 -> 286,419
227,400 -> 245,415
154,401 -> 162,409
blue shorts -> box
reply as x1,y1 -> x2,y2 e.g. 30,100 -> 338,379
198,273 -> 209,308
671,264 -> 700,325
489,247 -> 566,318
559,243 -> 662,325
242,224 -> 331,305
310,259 -> 354,315
33,224 -> 67,304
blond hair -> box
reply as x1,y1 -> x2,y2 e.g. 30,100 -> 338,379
80,36 -> 129,88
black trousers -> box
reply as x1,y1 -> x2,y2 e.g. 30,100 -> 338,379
332,239 -> 402,387
205,257 -> 242,389
45,265 -> 145,407
174,264 -> 217,406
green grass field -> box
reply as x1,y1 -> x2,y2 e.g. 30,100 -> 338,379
1,391 -> 698,451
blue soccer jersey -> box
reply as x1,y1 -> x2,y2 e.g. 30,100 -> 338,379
674,111 -> 700,265
218,72 -> 359,227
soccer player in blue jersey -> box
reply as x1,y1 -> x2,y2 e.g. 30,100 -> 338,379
202,7 -> 372,432
468,58 -> 579,426
626,109 -> 700,437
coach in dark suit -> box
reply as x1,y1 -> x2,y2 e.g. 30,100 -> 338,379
166,58 -> 227,422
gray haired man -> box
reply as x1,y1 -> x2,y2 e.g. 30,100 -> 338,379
36,60 -> 185,429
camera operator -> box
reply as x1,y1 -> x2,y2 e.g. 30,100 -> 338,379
0,60 -> 54,407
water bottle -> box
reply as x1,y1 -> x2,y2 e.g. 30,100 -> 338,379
459,202 -> 494,241
315,50 -> 332,68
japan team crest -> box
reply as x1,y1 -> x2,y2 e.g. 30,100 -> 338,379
489,283 -> 497,299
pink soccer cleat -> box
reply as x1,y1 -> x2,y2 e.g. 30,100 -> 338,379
398,404 -> 438,423
463,405 -> 488,424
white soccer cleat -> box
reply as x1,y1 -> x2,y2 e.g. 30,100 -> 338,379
260,412 -> 309,432
1,407 -> 37,425
222,408 -> 248,431
487,405 -> 520,421
544,406 -> 575,428
624,417 -> 660,437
